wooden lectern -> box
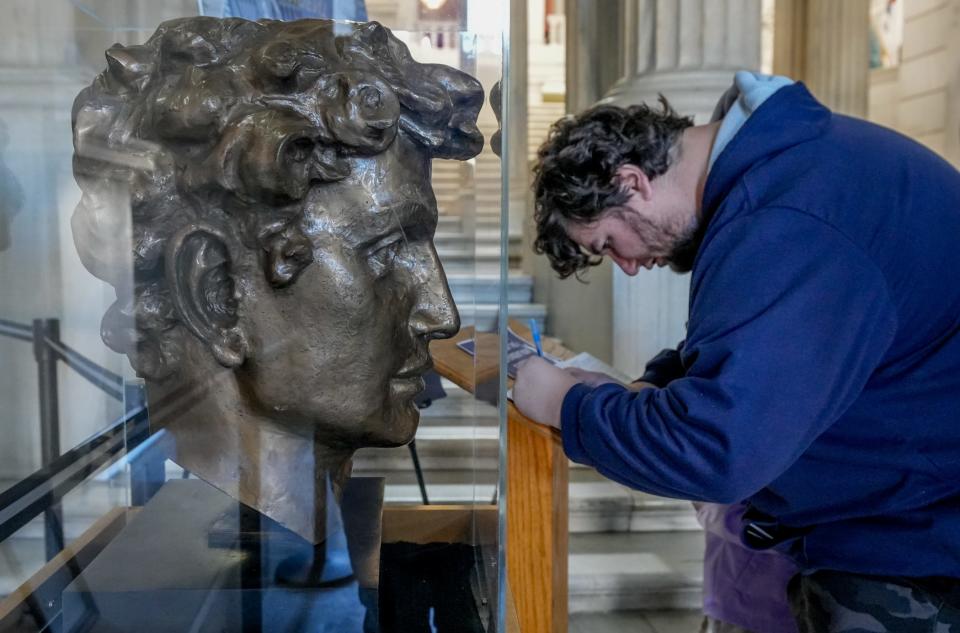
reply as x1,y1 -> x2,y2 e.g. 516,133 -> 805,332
431,321 -> 570,633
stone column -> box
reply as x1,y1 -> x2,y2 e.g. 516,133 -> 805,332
507,0 -> 530,235
564,0 -> 624,111
774,0 -> 870,117
601,0 -> 762,377
605,0 -> 762,120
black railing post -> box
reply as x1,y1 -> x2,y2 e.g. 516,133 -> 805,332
32,318 -> 64,560
408,440 -> 430,505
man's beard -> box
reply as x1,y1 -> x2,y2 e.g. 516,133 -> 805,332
625,211 -> 704,274
666,218 -> 705,273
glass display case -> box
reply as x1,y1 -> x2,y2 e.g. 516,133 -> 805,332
0,2 -> 517,631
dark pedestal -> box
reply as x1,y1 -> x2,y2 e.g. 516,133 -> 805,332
62,478 -> 383,633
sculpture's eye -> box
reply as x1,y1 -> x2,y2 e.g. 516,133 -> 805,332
368,237 -> 404,277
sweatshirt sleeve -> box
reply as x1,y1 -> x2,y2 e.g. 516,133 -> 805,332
561,209 -> 898,502
638,342 -> 686,387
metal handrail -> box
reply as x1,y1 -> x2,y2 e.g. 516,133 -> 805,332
1,317 -> 131,562
0,404 -> 149,545
43,337 -> 123,401
2,318 -> 124,402
0,317 -> 33,342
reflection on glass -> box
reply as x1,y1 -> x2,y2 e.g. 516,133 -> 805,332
0,121 -> 22,252
0,3 -> 506,631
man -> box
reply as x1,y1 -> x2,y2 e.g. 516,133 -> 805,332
514,71 -> 960,631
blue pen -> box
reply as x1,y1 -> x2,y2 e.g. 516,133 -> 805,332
529,318 -> 544,357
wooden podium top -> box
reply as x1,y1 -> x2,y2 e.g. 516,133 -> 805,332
430,320 -> 574,442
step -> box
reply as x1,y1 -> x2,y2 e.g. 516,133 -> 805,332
569,479 -> 700,534
455,303 -> 546,331
354,424 -> 499,473
447,272 -> 533,305
443,261 -> 517,276
383,482 -> 496,504
417,404 -> 498,425
433,229 -> 510,248
569,531 -> 704,614
456,228 -> 518,244
437,215 -> 463,232
436,244 -> 511,267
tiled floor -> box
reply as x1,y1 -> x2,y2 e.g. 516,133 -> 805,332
570,610 -> 703,633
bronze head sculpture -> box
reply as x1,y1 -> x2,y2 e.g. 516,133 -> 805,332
71,17 -> 484,542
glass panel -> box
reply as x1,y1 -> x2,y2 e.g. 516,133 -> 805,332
0,2 -> 508,631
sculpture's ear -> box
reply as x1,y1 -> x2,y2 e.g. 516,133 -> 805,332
165,223 -> 248,368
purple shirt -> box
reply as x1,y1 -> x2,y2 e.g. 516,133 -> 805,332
698,503 -> 799,633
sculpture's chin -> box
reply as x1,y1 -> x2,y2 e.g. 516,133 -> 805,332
370,396 -> 422,448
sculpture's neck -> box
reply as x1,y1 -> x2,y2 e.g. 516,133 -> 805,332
145,369 -> 353,544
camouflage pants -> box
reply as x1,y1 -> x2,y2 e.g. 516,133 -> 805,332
788,570 -> 960,632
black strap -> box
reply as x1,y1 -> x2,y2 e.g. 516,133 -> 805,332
742,505 -> 811,549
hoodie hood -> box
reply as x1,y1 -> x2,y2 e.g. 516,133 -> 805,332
701,82 -> 832,226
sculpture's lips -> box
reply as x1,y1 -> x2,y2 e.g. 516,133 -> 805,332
394,357 -> 432,379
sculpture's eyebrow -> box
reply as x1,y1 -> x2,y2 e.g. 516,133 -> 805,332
376,201 -> 434,234
356,201 -> 434,248
388,206 -> 410,247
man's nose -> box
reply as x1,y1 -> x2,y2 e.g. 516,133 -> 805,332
610,253 -> 640,276
409,246 -> 460,340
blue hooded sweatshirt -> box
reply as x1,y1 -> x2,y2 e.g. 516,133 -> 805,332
561,82 -> 960,577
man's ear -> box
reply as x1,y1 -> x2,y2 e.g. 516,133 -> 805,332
615,164 -> 654,202
165,223 -> 249,368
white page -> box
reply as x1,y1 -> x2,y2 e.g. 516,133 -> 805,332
555,352 -> 634,385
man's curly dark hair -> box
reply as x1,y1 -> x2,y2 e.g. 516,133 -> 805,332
532,97 -> 693,278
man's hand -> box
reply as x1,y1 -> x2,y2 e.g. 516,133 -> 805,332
513,357 -> 580,429
562,368 -> 653,391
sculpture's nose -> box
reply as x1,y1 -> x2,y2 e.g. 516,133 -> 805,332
409,244 -> 460,340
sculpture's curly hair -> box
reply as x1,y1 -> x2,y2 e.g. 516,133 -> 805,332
532,98 -> 693,279
72,17 -> 484,380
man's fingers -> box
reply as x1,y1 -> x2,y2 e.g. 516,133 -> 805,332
512,356 -> 578,429
563,367 -> 623,387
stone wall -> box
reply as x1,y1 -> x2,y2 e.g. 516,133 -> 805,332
868,0 -> 960,167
